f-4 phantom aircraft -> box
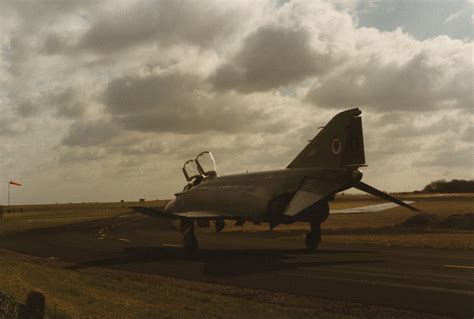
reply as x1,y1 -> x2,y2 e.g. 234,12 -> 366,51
134,109 -> 420,253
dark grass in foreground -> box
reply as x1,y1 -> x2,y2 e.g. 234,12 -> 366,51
0,251 -> 348,319
0,250 -> 443,319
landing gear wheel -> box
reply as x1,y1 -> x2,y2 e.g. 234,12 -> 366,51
305,232 -> 320,251
183,229 -> 198,255
306,221 -> 321,251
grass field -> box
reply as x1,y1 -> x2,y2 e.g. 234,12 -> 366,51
0,250 -> 354,319
220,193 -> 474,249
1,194 -> 473,250
0,201 -> 166,235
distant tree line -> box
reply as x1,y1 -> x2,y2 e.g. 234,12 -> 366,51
421,179 -> 474,193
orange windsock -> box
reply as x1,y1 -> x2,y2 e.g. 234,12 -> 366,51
9,181 -> 22,186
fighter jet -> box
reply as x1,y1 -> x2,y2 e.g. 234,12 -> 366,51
133,108 -> 420,253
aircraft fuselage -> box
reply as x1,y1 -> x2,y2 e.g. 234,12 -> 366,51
165,167 -> 360,222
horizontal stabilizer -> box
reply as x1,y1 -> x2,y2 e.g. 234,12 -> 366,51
331,201 -> 415,214
283,190 -> 324,217
353,182 -> 421,212
284,177 -> 344,217
175,211 -> 222,218
131,206 -> 252,220
130,206 -> 174,219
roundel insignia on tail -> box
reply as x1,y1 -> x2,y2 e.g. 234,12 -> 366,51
331,138 -> 342,155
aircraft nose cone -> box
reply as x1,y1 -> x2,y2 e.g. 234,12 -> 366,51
164,199 -> 176,213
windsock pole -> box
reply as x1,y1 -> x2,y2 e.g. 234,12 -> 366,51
7,181 -> 22,206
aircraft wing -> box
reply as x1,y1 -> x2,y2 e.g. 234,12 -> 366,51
130,206 -> 176,219
330,201 -> 415,214
130,206 -> 248,220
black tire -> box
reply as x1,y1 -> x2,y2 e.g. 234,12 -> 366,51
305,232 -> 320,251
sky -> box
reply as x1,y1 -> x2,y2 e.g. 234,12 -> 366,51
0,0 -> 472,204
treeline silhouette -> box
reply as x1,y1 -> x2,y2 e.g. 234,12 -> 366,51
421,179 -> 474,193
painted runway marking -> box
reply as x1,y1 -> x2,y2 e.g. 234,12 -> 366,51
161,243 -> 182,247
285,273 -> 474,296
117,238 -> 131,242
444,265 -> 474,270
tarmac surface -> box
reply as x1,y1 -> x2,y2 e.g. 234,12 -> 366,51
0,213 -> 473,318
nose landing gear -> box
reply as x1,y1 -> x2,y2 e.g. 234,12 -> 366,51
305,221 -> 322,251
182,220 -> 198,255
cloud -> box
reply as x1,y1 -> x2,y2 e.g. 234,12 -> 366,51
48,88 -> 88,118
58,147 -> 107,163
0,116 -> 30,136
210,25 -> 332,92
209,0 -> 356,93
62,120 -> 120,147
15,101 -> 39,117
0,0 -> 472,204
417,147 -> 473,168
78,1 -> 263,53
39,33 -> 72,56
444,10 -> 465,23
103,73 -> 199,115
100,72 -> 289,135
306,32 -> 473,112
461,125 -> 474,142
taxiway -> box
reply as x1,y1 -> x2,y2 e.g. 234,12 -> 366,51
0,214 -> 472,318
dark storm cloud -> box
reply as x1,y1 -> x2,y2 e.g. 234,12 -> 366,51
62,71 -> 289,148
79,1 -> 247,53
100,72 -> 287,135
210,25 -> 332,93
79,5 -> 157,53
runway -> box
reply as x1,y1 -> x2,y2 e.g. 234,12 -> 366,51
0,213 -> 472,318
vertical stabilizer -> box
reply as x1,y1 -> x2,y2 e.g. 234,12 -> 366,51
287,108 -> 365,169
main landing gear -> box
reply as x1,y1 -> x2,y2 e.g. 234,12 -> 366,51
182,220 -> 198,255
305,221 -> 321,251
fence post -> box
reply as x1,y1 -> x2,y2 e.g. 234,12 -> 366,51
25,291 -> 45,319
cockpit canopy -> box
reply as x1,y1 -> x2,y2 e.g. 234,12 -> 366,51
182,151 -> 218,185
182,159 -> 201,182
195,151 -> 217,178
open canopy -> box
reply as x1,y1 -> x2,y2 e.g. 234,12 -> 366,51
182,151 -> 218,183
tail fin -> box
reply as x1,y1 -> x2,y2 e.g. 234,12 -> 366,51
288,108 -> 365,169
